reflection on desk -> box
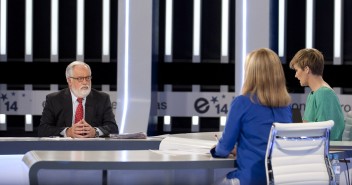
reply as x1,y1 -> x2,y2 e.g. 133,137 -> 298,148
23,150 -> 235,185
156,131 -> 222,141
0,137 -> 162,154
0,132 -> 222,155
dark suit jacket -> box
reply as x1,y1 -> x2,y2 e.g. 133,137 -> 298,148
38,88 -> 119,137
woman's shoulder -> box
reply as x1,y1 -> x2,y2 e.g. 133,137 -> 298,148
312,87 -> 340,104
234,94 -> 251,102
315,86 -> 337,97
232,94 -> 257,105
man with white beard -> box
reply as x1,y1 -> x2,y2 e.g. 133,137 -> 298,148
38,61 -> 118,138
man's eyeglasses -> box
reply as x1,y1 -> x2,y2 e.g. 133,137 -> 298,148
70,76 -> 92,82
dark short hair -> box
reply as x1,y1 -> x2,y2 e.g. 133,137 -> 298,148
289,48 -> 324,76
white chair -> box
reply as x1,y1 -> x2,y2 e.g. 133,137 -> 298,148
342,111 -> 352,141
265,120 -> 335,185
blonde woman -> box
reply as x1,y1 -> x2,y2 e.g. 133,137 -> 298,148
211,48 -> 292,185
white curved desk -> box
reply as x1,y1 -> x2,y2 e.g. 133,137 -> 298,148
18,135 -> 352,185
23,150 -> 235,185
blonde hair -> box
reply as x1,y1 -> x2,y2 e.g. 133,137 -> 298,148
242,48 -> 291,107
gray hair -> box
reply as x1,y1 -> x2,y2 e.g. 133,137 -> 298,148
65,61 -> 91,78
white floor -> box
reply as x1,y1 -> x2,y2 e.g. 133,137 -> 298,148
0,155 -> 29,185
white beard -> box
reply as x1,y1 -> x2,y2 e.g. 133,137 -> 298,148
72,85 -> 91,98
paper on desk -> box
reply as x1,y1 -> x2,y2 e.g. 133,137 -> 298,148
109,132 -> 147,139
159,136 -> 216,154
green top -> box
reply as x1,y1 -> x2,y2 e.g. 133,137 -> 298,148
303,86 -> 345,141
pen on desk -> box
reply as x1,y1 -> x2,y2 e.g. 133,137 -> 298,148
214,134 -> 219,142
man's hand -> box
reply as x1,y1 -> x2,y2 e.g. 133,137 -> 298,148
66,119 -> 95,138
231,147 -> 237,156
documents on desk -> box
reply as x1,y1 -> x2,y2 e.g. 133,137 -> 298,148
158,136 -> 217,155
109,132 -> 147,139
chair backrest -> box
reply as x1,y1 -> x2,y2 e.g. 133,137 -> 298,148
265,120 -> 334,185
342,111 -> 352,141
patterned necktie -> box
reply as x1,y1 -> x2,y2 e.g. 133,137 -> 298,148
74,98 -> 83,123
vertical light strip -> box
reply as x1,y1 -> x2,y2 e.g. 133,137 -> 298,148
25,114 -> 33,131
241,0 -> 247,87
25,0 -> 33,62
51,0 -> 58,62
120,0 -> 130,133
306,0 -> 314,48
0,0 -> 7,61
278,0 -> 285,57
25,114 -> 32,124
192,116 -> 199,126
192,0 -> 201,61
164,115 -> 171,125
164,0 -> 173,61
102,0 -> 110,62
76,0 -> 84,59
220,116 -> 226,126
334,0 -> 342,59
221,0 -> 229,61
0,114 -> 5,124
192,0 -> 201,98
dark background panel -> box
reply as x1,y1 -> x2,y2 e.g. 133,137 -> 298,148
229,0 -> 235,63
200,117 -> 220,132
157,63 -> 234,86
59,0 -> 77,60
33,0 -> 51,60
157,0 -> 166,61
199,0 -> 221,92
286,0 -> 306,62
201,0 -> 221,62
0,62 -> 117,85
270,0 -> 278,54
84,0 -> 102,61
1,62 -> 352,89
7,0 -> 25,61
110,0 -> 118,62
343,0 -> 352,62
173,0 -> 193,61
170,117 -> 192,133
315,0 -> 333,62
